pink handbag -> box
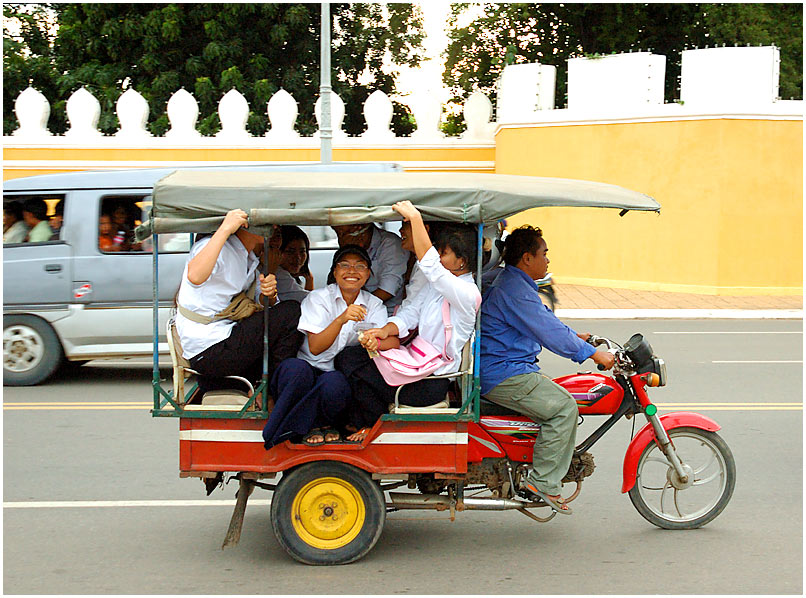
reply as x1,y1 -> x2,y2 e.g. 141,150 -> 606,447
372,300 -> 452,387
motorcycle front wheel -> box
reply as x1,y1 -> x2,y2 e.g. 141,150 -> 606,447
628,427 -> 736,530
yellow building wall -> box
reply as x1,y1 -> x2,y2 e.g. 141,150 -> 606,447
498,119 -> 803,295
2,146 -> 496,181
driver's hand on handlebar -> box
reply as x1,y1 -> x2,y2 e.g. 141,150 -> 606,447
591,350 -> 616,370
577,332 -> 591,342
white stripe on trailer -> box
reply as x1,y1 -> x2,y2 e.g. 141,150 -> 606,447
371,432 -> 468,445
179,430 -> 264,442
178,430 -> 469,444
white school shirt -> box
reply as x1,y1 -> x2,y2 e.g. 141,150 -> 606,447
175,235 -> 259,359
365,225 -> 408,313
388,247 -> 481,375
296,284 -> 388,371
398,261 -> 427,313
275,267 -> 309,303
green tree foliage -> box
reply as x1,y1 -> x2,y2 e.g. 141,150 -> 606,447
442,3 -> 802,133
4,3 -> 424,136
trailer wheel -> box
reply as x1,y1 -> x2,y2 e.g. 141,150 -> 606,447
3,315 -> 63,386
271,461 -> 385,565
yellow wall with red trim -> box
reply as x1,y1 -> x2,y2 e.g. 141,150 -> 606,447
2,145 -> 495,180
497,119 -> 802,295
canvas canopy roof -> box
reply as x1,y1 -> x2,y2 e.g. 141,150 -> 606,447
136,170 -> 660,239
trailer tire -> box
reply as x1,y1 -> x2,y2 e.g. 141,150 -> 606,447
3,315 -> 63,386
271,461 -> 385,565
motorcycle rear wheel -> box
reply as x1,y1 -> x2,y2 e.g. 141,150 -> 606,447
628,427 -> 735,530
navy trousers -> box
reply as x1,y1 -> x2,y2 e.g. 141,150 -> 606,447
262,358 -> 351,448
335,345 -> 451,430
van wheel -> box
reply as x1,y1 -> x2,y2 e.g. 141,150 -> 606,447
271,462 -> 386,565
3,315 -> 63,386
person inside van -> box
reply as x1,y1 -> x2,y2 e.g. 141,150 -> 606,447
3,201 -> 29,243
49,199 -> 64,240
175,209 -> 304,399
332,222 -> 408,314
275,225 -> 314,303
111,201 -> 141,251
262,245 -> 395,447
99,213 -> 122,252
22,198 -> 52,243
335,203 -> 482,442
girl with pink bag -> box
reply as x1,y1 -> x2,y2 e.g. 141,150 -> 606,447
335,201 -> 481,442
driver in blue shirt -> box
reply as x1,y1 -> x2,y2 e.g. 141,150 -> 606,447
480,225 -> 614,515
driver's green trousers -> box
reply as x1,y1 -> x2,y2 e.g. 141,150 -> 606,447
485,372 -> 578,496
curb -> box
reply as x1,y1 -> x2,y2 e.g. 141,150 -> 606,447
554,309 -> 803,320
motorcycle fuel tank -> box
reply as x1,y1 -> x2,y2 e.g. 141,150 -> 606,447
553,372 -> 624,415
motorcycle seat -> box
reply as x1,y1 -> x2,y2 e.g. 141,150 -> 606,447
479,397 -> 523,417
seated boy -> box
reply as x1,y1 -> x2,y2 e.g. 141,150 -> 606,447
175,209 -> 304,398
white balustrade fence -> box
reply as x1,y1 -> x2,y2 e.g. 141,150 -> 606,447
7,46 -> 801,145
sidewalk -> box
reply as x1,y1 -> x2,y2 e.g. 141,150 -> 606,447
553,283 -> 802,319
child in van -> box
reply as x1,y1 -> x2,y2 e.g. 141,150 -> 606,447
98,213 -> 121,252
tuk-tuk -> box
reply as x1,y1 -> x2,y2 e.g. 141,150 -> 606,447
139,170 -> 735,565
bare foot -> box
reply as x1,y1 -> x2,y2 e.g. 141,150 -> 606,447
346,428 -> 370,442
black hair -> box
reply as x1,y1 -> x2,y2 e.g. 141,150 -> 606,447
279,225 -> 311,276
435,223 -> 478,273
22,198 -> 47,221
503,225 -> 544,266
326,244 -> 372,285
279,225 -> 310,252
4,201 -> 24,221
53,199 -> 64,216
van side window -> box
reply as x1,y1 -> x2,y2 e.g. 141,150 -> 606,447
3,195 -> 65,244
97,196 -> 189,254
99,196 -> 143,253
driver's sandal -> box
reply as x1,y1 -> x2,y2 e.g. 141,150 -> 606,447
523,482 -> 573,515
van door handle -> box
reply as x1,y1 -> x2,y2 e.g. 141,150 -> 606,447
44,264 -> 62,273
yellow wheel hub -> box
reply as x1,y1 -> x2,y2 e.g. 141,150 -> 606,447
291,476 -> 366,550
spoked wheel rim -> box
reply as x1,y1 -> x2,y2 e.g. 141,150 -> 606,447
635,430 -> 729,524
4,324 -> 45,373
291,476 -> 366,550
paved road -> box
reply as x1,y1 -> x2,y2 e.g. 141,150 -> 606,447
4,319 -> 802,594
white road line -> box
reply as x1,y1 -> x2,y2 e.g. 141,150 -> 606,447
4,499 -> 272,509
712,360 -> 802,364
654,331 -> 802,334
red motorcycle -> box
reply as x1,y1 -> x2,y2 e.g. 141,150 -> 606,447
389,333 -> 736,531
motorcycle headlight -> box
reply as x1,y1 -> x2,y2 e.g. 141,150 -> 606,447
624,334 -> 654,367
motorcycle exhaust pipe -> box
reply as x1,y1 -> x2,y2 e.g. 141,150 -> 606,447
388,492 -> 528,511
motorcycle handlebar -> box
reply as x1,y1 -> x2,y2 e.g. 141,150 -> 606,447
587,336 -> 623,371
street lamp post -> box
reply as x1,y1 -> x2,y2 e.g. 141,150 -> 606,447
320,2 -> 333,164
